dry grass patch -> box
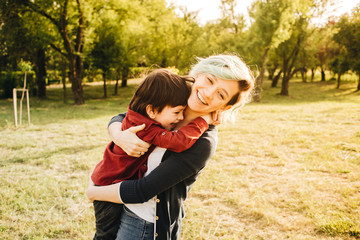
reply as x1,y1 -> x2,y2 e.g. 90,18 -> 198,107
1,79 -> 359,239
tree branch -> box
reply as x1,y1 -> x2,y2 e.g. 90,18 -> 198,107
21,0 -> 60,29
75,0 -> 84,53
49,43 -> 68,58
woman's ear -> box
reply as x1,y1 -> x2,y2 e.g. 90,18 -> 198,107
146,105 -> 156,119
221,105 -> 232,111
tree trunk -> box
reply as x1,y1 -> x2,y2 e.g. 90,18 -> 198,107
271,69 -> 282,87
357,74 -> 360,91
68,58 -> 84,104
254,48 -> 270,102
280,60 -> 289,96
301,67 -> 307,83
103,72 -> 107,98
34,47 -> 47,98
114,71 -> 119,95
268,67 -> 275,81
280,75 -> 289,96
311,68 -> 315,82
121,67 -> 129,88
59,0 -> 84,105
321,66 -> 326,82
336,73 -> 341,89
61,58 -> 67,103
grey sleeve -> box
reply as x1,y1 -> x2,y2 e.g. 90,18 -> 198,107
107,113 -> 126,128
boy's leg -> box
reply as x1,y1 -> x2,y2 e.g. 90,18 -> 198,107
93,200 -> 123,240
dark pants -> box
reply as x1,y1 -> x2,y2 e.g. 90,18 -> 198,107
93,200 -> 123,240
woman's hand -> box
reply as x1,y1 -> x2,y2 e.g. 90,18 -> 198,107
86,172 -> 123,204
109,122 -> 151,157
201,110 -> 224,125
86,172 -> 96,203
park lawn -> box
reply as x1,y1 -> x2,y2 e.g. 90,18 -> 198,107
0,78 -> 359,239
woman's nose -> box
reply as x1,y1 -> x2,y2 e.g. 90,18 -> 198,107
204,85 -> 216,100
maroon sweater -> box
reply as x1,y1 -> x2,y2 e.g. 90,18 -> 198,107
91,109 -> 208,186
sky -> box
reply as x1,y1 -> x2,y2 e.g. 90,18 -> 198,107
166,0 -> 360,25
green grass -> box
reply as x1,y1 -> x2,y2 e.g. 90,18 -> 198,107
1,78 -> 359,239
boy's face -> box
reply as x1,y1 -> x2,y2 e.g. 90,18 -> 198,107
152,105 -> 186,130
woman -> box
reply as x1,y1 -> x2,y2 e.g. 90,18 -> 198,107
86,54 -> 255,240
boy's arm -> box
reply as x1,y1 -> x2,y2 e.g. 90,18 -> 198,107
142,117 -> 209,152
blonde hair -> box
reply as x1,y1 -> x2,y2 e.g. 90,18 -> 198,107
189,54 -> 255,120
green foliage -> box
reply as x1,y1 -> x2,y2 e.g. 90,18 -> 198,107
17,60 -> 32,73
334,7 -> 360,73
0,72 -> 17,98
2,0 -> 360,100
0,71 -> 36,98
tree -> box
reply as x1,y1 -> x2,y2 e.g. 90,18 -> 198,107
202,0 -> 247,57
300,25 -> 321,82
329,46 -> 350,89
90,19 -> 120,97
333,6 -> 360,91
21,0 -> 87,104
0,1 -> 49,98
276,17 -> 308,96
248,0 -> 330,100
314,22 -> 337,82
248,0 -> 301,101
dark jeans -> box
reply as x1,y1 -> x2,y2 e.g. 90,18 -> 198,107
93,200 -> 123,240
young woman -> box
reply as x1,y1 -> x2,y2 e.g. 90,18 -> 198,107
86,54 -> 255,240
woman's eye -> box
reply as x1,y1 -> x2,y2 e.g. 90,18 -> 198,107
207,77 -> 213,84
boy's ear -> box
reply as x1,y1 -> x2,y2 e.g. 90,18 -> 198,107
146,105 -> 156,119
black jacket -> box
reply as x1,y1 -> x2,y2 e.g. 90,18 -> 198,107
109,114 -> 218,239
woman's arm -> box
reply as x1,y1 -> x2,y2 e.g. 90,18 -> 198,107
86,127 -> 217,204
86,182 -> 123,203
121,128 -> 217,203
86,171 -> 123,203
108,113 -> 150,157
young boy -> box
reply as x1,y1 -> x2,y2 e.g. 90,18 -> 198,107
91,69 -> 211,239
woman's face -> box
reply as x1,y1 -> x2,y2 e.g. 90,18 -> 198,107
187,74 -> 240,114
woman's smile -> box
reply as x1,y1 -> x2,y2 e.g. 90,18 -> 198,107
196,90 -> 208,105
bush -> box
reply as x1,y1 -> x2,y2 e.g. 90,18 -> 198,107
0,72 -> 18,98
0,71 -> 36,98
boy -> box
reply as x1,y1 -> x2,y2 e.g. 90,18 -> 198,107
91,69 -> 211,239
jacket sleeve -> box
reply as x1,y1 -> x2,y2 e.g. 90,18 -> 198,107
108,113 -> 126,128
142,117 -> 209,152
109,113 -> 209,153
119,128 -> 218,203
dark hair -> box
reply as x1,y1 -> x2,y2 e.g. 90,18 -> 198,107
129,69 -> 192,116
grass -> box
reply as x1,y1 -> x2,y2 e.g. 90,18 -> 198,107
0,77 -> 359,239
